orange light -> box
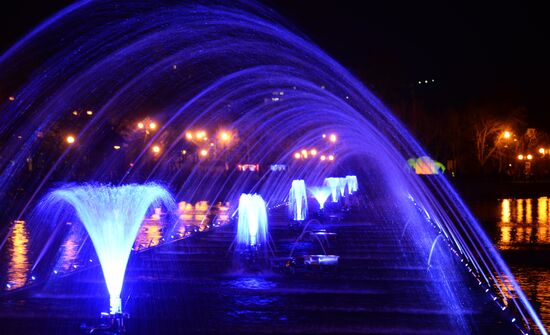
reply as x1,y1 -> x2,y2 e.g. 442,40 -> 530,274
518,154 -> 524,160
329,134 -> 337,143
137,122 -> 144,129
185,132 -> 193,140
220,131 -> 230,142
149,122 -> 157,130
66,135 -> 75,144
200,149 -> 208,157
503,131 -> 511,139
152,145 -> 161,154
86,110 -> 93,116
294,153 -> 301,159
527,154 -> 533,160
196,131 -> 206,140
539,148 -> 546,154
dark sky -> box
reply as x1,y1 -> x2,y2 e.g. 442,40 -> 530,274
1,1 -> 548,126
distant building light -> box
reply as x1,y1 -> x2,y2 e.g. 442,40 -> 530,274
113,145 -> 121,150
270,164 -> 286,172
238,164 -> 259,172
86,110 -> 93,116
294,153 -> 301,159
182,150 -> 187,155
8,96 -> 15,101
72,110 -> 79,116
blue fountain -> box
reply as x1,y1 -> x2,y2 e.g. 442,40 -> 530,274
44,183 -> 174,316
0,0 -> 546,333
289,180 -> 307,221
309,187 -> 332,210
236,194 -> 268,248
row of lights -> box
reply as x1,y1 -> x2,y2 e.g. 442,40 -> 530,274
517,148 -> 546,161
294,149 -> 334,162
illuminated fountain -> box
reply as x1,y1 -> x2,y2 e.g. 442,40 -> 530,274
289,180 -> 307,221
345,175 -> 358,195
323,178 -> 341,203
0,0 -> 546,333
42,183 -> 174,327
309,187 -> 332,210
236,194 -> 268,248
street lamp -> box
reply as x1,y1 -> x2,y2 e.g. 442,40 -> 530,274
539,148 -> 546,155
137,122 -> 144,129
66,135 -> 75,144
518,154 -> 524,160
152,145 -> 161,154
294,152 -> 301,159
503,131 -> 511,139
329,134 -> 337,143
527,154 -> 533,160
200,149 -> 208,157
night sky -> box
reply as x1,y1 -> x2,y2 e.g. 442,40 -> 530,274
1,1 -> 548,127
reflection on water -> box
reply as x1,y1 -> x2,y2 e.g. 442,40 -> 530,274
56,223 -> 85,271
6,220 -> 30,290
498,197 -> 550,249
1,200 -> 232,288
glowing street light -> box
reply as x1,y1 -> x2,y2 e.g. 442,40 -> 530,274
294,152 -> 301,159
503,131 -> 511,139
152,145 -> 161,154
310,149 -> 317,156
185,132 -> 193,140
66,135 -> 75,144
181,150 -> 187,155
527,154 -> 533,160
539,148 -> 546,155
137,122 -> 144,129
518,154 -> 524,160
149,122 -> 157,130
220,131 -> 231,142
200,149 -> 208,157
113,145 -> 121,150
328,155 -> 335,161
320,155 -> 326,161
329,134 -> 337,143
86,110 -> 93,116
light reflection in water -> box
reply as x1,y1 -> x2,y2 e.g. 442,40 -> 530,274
7,220 -> 30,290
56,223 -> 83,271
498,197 -> 550,249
